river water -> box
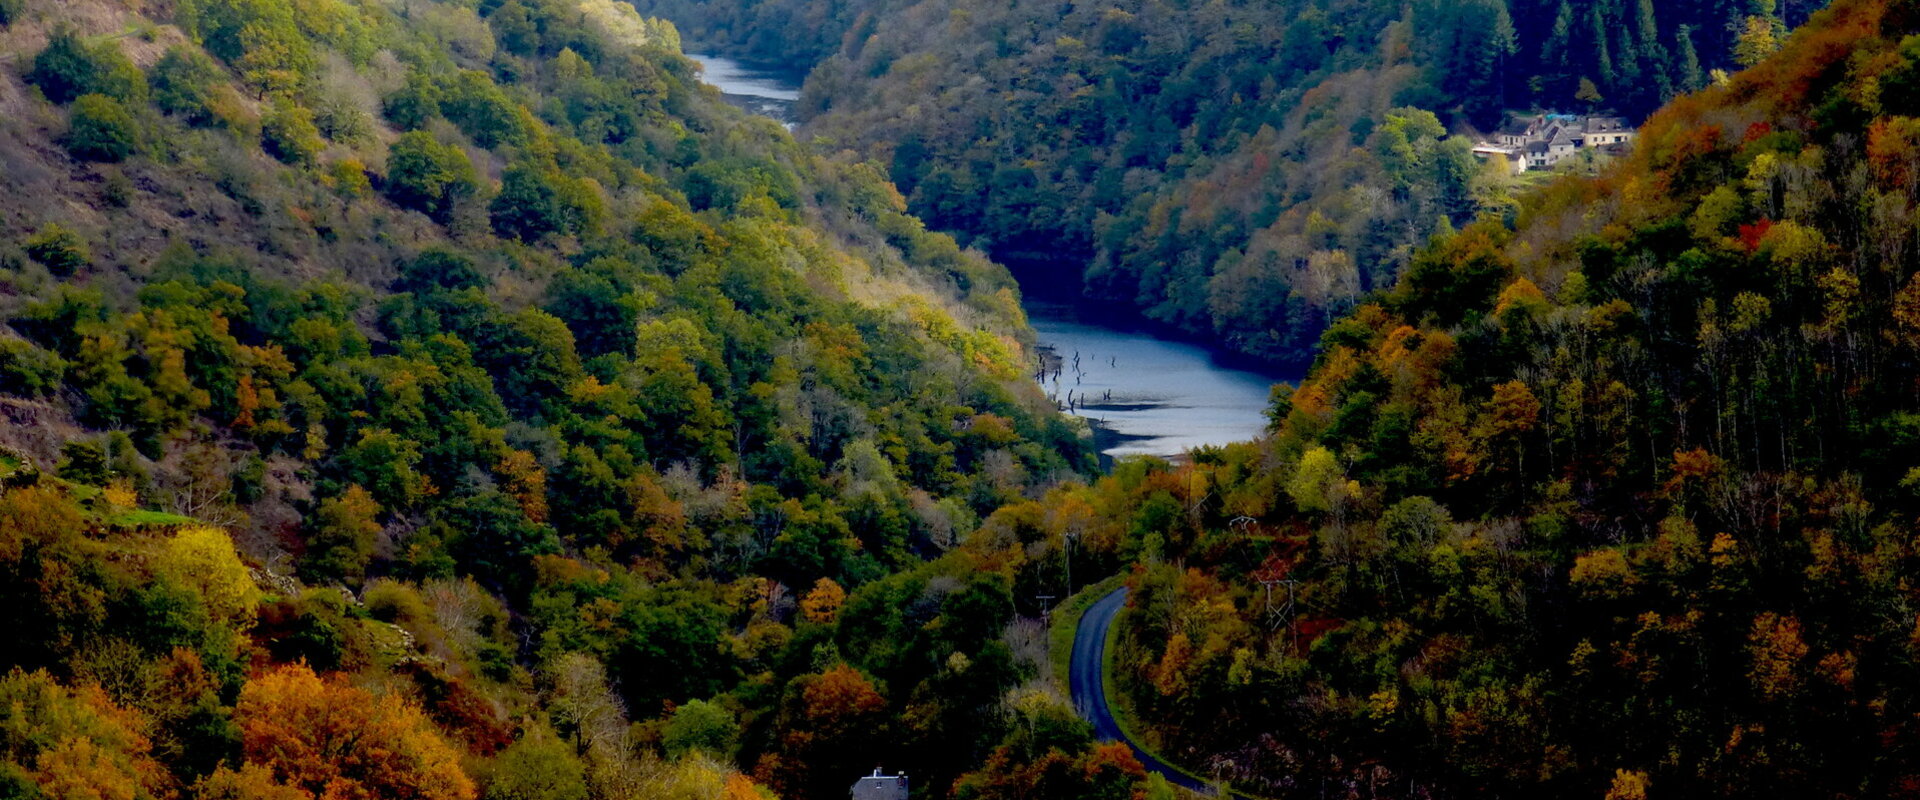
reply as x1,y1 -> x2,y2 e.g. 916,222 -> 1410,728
685,52 -> 1286,459
1027,304 -> 1283,459
687,53 -> 803,125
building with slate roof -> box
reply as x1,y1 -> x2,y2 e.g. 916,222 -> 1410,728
851,769 -> 908,800
1473,112 -> 1636,175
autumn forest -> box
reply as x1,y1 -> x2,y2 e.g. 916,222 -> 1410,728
5,0 -> 1920,798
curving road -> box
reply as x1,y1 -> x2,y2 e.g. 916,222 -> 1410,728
1070,587 -> 1218,794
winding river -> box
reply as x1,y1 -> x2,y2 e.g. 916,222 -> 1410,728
686,52 -> 1288,460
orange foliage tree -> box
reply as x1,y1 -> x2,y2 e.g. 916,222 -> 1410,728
756,663 -> 888,798
223,663 -> 475,800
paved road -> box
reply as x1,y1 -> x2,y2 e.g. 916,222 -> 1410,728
1070,587 -> 1218,794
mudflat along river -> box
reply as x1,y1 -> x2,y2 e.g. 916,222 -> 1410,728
685,53 -> 1288,460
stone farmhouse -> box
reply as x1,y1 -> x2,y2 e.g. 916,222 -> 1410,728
1471,112 -> 1636,175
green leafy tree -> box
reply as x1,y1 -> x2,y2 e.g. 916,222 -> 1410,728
438,488 -> 559,594
65,94 -> 139,162
24,223 -> 90,275
1576,76 -> 1604,109
484,727 -> 586,800
0,338 -> 69,397
336,428 -> 429,510
489,163 -> 565,241
383,72 -> 441,131
397,249 -> 488,296
474,308 -> 583,416
29,28 -> 145,104
302,485 -> 383,583
186,0 -> 314,95
663,699 -> 740,759
542,268 -> 639,358
386,132 -> 480,223
440,71 -> 527,149
152,46 -> 226,124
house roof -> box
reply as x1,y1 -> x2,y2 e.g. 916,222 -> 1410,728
1498,119 -> 1536,136
851,771 -> 909,800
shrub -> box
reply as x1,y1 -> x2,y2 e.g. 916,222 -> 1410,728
102,171 -> 132,207
203,85 -> 260,138
151,46 -> 226,125
363,579 -> 430,627
65,94 -> 139,163
29,28 -> 145,104
261,101 -> 324,166
330,158 -> 371,197
0,0 -> 22,26
57,439 -> 111,484
24,223 -> 90,275
0,338 -> 67,396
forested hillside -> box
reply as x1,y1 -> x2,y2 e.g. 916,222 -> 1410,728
967,0 -> 1920,795
14,0 -> 1920,796
0,1 -> 1165,799
632,0 -> 1829,365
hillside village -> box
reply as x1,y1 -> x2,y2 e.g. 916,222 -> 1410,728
1472,112 -> 1637,174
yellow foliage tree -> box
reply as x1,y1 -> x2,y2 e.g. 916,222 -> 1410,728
194,763 -> 310,800
1605,768 -> 1651,800
1569,549 -> 1637,600
799,578 -> 846,624
495,449 -> 549,524
156,526 -> 262,628
1747,612 -> 1808,703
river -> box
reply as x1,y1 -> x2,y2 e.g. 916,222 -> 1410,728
1028,303 -> 1284,459
686,53 -> 804,126
685,52 -> 1287,460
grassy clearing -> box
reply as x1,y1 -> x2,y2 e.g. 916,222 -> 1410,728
105,508 -> 199,529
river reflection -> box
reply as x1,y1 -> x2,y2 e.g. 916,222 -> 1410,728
686,53 -> 802,126
1028,304 -> 1288,460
